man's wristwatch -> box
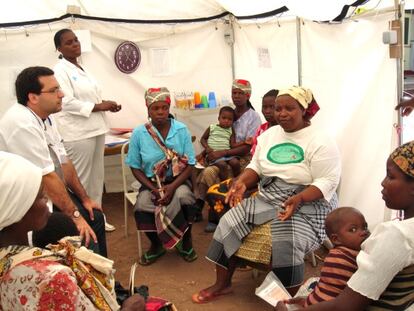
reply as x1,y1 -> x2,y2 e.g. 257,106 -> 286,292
72,208 -> 81,219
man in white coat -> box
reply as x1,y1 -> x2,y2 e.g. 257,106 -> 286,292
0,66 -> 107,256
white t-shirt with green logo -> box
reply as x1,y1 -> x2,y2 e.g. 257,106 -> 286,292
247,125 -> 341,201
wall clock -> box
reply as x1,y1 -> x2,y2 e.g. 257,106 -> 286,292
114,41 -> 141,74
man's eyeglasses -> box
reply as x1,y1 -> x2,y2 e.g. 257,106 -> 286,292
40,87 -> 63,94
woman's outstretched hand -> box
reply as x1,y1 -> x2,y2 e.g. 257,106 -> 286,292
225,179 -> 246,207
278,194 -> 303,221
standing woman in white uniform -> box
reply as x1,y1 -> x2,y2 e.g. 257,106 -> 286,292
53,29 -> 121,231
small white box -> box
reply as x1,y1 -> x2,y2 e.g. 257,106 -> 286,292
383,30 -> 398,44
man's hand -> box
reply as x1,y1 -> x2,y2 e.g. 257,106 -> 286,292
278,194 -> 303,221
396,96 -> 414,116
72,216 -> 97,247
82,197 -> 102,221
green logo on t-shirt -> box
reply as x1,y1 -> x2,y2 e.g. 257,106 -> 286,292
267,143 -> 304,164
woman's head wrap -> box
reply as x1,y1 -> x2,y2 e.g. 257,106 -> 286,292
232,79 -> 252,98
144,87 -> 171,108
0,152 -> 42,231
390,141 -> 414,178
277,86 -> 320,119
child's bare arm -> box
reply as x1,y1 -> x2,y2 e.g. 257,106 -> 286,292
200,127 -> 212,153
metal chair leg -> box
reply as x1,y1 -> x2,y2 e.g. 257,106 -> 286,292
124,196 -> 128,237
137,230 -> 143,259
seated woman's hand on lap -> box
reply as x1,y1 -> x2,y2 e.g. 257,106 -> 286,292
278,194 -> 303,221
157,184 -> 176,205
225,179 -> 246,207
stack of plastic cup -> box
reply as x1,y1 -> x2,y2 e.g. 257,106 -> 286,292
201,95 -> 209,108
194,92 -> 202,108
208,92 -> 217,108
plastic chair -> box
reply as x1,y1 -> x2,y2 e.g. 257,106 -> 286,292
121,142 -> 142,258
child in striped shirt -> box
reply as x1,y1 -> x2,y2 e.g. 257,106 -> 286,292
197,106 -> 241,181
285,207 -> 370,308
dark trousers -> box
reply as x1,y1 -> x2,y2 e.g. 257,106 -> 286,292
67,191 -> 107,257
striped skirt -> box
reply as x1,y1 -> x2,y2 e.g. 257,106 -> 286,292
206,176 -> 337,287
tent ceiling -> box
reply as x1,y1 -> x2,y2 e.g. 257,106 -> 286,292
0,0 -> 400,27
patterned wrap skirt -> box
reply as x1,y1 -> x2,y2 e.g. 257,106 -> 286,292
206,176 -> 338,287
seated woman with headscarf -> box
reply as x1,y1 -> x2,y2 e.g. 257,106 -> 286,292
125,87 -> 197,265
195,79 -> 261,230
0,152 -> 144,310
192,86 -> 341,303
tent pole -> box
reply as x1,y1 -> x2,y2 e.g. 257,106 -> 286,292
396,0 -> 404,145
296,17 -> 302,86
224,16 -> 235,80
230,22 -> 235,80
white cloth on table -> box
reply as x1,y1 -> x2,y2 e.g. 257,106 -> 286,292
248,125 -> 341,201
348,217 -> 414,300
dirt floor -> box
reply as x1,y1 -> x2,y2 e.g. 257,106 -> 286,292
103,192 -> 325,311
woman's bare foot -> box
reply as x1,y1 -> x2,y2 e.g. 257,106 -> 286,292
192,284 -> 233,304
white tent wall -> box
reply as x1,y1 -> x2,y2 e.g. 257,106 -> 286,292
301,12 -> 398,227
78,20 -> 233,128
0,19 -> 233,127
0,8 -> 400,227
231,12 -> 398,227
233,19 -> 299,111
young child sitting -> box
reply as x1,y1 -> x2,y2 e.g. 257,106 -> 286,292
283,207 -> 370,308
197,106 -> 241,181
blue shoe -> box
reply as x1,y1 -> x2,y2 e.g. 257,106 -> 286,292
204,222 -> 217,233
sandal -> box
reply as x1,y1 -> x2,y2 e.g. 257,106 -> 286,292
192,288 -> 233,304
138,248 -> 166,266
175,242 -> 198,262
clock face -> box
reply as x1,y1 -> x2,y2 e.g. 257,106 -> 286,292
114,41 -> 141,74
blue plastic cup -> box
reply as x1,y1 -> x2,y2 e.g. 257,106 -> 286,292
208,92 -> 217,108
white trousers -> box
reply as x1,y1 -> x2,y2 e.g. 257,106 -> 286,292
64,134 -> 105,205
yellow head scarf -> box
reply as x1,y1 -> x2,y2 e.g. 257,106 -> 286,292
277,86 -> 320,119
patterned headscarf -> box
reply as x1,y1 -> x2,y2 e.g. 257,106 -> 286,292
390,141 -> 414,178
278,86 -> 320,119
0,152 -> 42,230
232,79 -> 252,98
145,87 -> 171,108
